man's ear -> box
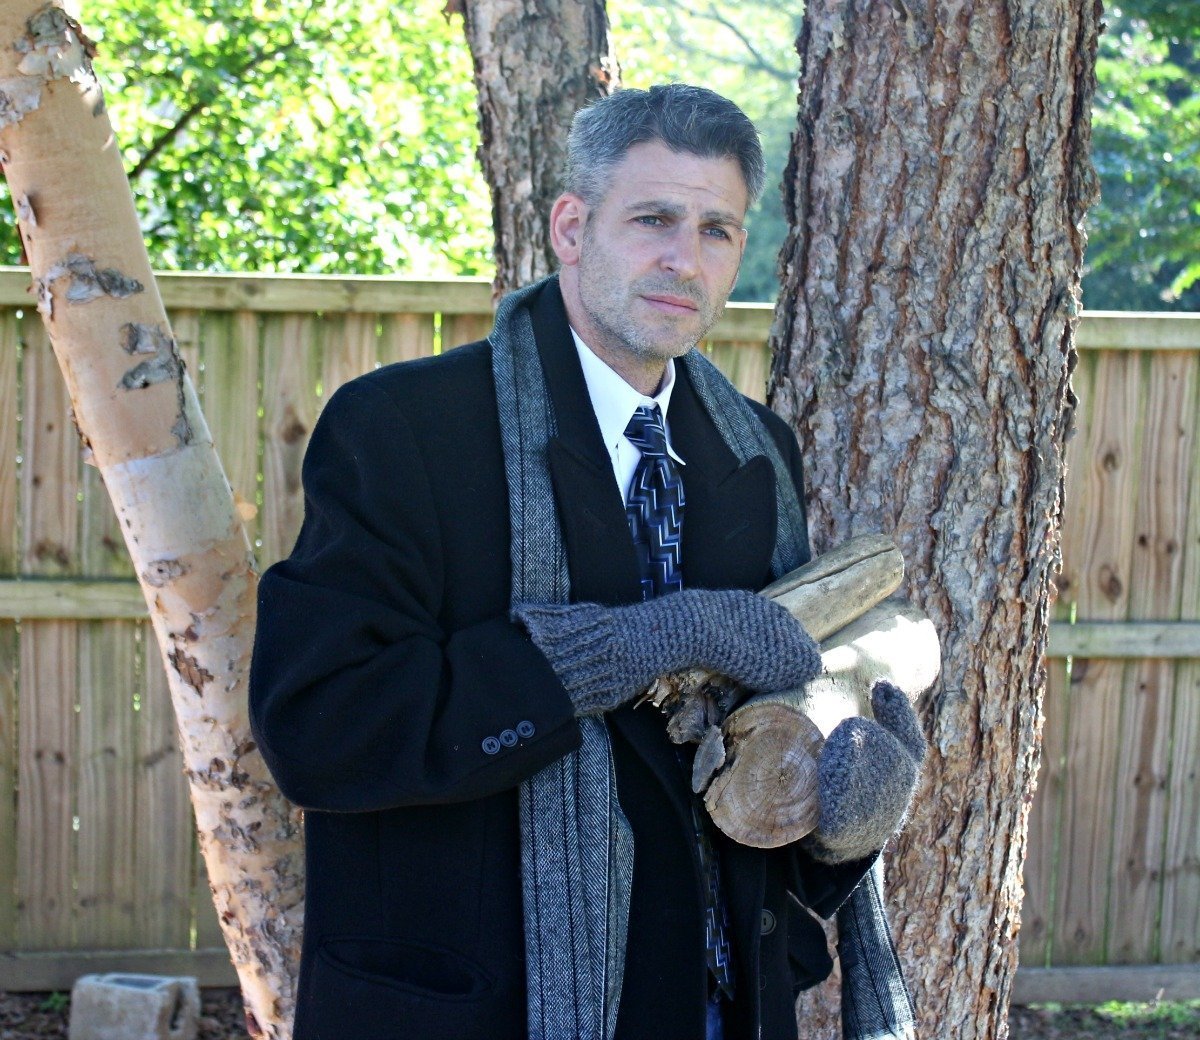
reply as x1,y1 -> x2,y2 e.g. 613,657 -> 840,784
550,193 -> 588,267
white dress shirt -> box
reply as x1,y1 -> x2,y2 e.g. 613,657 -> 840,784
571,329 -> 686,507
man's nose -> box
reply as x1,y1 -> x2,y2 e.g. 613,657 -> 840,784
659,227 -> 701,279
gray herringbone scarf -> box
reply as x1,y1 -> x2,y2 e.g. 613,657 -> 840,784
490,276 -> 912,1040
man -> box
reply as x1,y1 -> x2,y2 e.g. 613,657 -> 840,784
250,84 -> 923,1040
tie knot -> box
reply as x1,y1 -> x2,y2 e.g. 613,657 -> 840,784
625,405 -> 668,458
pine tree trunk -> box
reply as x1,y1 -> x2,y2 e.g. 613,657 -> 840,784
0,5 -> 301,1035
770,1 -> 1101,1035
458,0 -> 618,296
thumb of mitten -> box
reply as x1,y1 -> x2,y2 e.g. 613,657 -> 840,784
870,680 -> 927,765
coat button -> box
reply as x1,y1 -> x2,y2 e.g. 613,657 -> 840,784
516,720 -> 535,738
760,909 -> 776,936
482,736 -> 501,755
500,728 -> 518,747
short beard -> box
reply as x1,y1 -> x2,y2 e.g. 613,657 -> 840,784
576,227 -> 727,364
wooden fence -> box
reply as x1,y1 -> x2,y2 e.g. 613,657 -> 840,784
0,270 -> 1197,999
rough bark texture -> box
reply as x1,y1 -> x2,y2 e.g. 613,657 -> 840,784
457,0 -> 619,296
769,1 -> 1101,1036
0,5 -> 302,1036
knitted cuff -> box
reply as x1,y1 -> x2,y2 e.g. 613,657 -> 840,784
511,603 -> 628,715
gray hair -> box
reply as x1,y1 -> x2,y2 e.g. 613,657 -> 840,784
564,84 -> 765,208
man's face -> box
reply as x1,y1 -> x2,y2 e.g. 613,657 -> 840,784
553,139 -> 749,387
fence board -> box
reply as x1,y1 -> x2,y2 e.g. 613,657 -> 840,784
1022,394 -> 1097,967
75,417 -> 140,948
322,313 -> 379,399
1047,621 -> 1200,657
1160,358 -> 1200,962
0,621 -> 14,951
260,314 -> 322,567
379,312 -> 435,369
705,338 -> 769,403
17,320 -> 79,950
0,311 -> 16,565
1106,352 -> 1196,962
193,848 -> 225,951
16,621 -> 77,951
75,621 -> 138,947
440,313 -> 492,353
1020,657 -> 1067,967
0,311 -> 17,949
1054,350 -> 1142,964
200,311 -> 260,548
1160,661 -> 1200,962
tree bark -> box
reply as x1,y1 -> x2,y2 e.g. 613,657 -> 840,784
456,0 -> 619,296
770,1 -> 1101,1036
0,5 -> 301,1036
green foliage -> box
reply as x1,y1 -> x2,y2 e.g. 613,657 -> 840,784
0,0 -> 1191,312
38,991 -> 69,1013
1085,3 -> 1200,309
1013,1000 -> 1200,1040
0,0 -> 493,276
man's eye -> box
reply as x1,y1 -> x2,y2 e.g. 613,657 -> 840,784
634,215 -> 665,226
704,226 -> 732,240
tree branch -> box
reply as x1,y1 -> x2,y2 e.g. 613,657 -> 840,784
128,38 -> 302,181
694,4 -> 796,82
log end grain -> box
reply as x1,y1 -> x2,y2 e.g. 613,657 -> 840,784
703,702 -> 825,848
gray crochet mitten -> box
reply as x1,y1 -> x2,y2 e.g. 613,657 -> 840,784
804,680 -> 927,864
513,589 -> 821,717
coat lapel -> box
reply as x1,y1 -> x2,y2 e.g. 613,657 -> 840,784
530,281 -> 645,608
670,363 -> 778,593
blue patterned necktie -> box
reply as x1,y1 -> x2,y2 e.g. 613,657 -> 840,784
623,404 -> 736,1000
624,404 -> 685,601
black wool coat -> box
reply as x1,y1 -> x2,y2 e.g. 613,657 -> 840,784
250,281 -> 872,1040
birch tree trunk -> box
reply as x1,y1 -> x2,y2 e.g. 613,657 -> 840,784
769,1 -> 1101,1036
0,4 -> 301,1035
457,0 -> 619,296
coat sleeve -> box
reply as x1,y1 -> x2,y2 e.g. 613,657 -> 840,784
249,377 -> 581,812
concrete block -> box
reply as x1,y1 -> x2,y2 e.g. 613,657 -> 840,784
68,973 -> 200,1040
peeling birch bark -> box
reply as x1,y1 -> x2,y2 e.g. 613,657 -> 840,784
458,0 -> 619,296
770,1 -> 1101,1034
0,4 -> 301,1036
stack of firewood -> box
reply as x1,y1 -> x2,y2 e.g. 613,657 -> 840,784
643,535 -> 941,848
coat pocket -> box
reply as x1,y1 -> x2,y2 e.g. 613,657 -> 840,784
298,935 -> 510,1040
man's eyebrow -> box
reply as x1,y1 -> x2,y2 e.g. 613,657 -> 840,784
623,198 -> 746,229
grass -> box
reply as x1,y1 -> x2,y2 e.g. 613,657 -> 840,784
1009,1000 -> 1200,1039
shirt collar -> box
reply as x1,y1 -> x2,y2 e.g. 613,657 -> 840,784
571,328 -> 684,464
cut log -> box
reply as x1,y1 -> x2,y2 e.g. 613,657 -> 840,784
702,705 -> 825,846
760,532 -> 904,641
702,599 -> 941,848
780,599 -> 941,738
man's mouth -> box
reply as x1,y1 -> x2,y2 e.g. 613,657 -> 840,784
640,293 -> 700,314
